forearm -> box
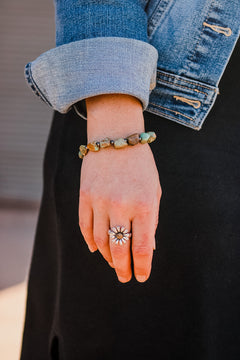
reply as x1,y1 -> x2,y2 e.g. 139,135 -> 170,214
86,94 -> 145,142
80,93 -> 161,283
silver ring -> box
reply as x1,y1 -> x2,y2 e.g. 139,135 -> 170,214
108,225 -> 132,245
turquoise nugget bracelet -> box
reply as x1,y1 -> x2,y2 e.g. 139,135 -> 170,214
78,131 -> 157,159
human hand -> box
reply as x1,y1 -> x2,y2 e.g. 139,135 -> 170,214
78,94 -> 162,283
79,140 -> 161,283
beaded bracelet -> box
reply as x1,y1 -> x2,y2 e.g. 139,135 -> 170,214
78,131 -> 157,159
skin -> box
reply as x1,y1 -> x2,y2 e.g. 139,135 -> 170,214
78,94 -> 162,283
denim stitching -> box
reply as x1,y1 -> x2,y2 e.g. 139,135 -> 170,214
147,0 -> 175,39
157,70 -> 217,91
156,77 -> 208,96
147,106 -> 201,129
149,101 -> 195,122
25,63 -> 52,107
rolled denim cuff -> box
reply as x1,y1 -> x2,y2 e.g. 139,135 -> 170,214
24,37 -> 158,117
147,70 -> 219,131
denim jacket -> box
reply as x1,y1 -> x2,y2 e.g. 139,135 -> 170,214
25,0 -> 240,131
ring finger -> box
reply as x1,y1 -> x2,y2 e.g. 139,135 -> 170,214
109,218 -> 132,283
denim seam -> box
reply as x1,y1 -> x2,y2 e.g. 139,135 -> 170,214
148,0 -> 176,40
149,102 -> 195,122
25,63 -> 52,107
147,0 -> 159,24
157,71 -> 217,91
147,106 -> 199,129
156,78 -> 208,97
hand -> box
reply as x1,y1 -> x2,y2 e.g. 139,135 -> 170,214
78,94 -> 162,283
79,141 -> 161,283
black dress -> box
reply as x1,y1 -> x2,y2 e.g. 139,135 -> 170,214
20,43 -> 240,360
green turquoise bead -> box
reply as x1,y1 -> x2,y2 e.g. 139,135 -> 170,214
147,131 -> 157,143
113,138 -> 128,149
78,150 -> 84,159
139,132 -> 150,144
79,145 -> 88,155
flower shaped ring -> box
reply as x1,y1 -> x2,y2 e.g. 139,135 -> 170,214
108,225 -> 132,245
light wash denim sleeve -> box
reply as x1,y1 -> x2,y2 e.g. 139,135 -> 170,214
24,0 -> 158,119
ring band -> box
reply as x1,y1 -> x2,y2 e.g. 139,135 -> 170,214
108,225 -> 132,245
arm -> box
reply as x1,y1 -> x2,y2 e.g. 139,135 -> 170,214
25,1 -> 161,282
59,1 -> 161,283
80,93 -> 161,282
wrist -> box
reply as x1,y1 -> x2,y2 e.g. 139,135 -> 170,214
86,94 -> 145,142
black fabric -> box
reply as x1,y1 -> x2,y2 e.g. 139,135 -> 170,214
20,43 -> 240,360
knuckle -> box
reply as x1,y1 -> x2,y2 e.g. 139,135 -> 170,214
109,196 -> 127,210
79,187 -> 90,200
80,188 -> 108,206
93,193 -> 108,206
94,235 -> 106,248
110,245 -> 126,258
132,243 -> 152,257
135,199 -> 153,215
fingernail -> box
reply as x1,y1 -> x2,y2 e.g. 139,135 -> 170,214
118,276 -> 132,283
136,275 -> 147,282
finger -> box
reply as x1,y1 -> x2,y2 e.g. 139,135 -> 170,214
93,208 -> 113,265
109,220 -> 132,283
153,237 -> 156,251
132,205 -> 158,282
153,199 -> 161,251
79,194 -> 97,253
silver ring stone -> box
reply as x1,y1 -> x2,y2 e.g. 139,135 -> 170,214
108,225 -> 132,245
